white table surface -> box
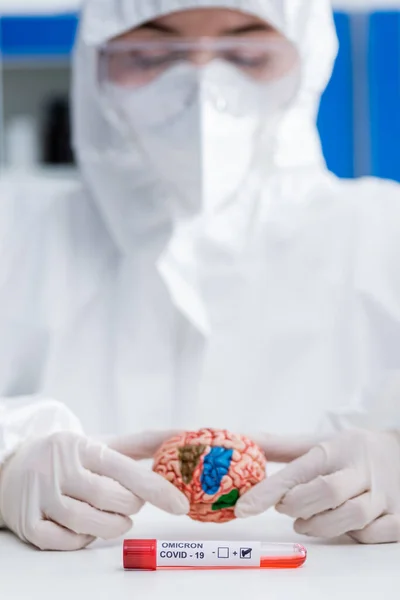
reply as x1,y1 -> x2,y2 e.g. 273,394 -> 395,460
1,505 -> 400,600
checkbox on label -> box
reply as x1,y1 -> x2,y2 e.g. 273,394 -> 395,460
218,547 -> 229,559
240,548 -> 252,559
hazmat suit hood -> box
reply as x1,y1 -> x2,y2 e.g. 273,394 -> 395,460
72,0 -> 338,255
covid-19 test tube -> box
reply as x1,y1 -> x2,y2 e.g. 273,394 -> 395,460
123,539 -> 307,570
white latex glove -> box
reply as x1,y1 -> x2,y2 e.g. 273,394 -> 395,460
235,429 -> 400,544
0,430 -> 189,551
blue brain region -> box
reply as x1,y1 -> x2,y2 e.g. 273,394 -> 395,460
200,447 -> 234,495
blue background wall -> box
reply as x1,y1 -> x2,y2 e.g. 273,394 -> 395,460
1,11 -> 399,181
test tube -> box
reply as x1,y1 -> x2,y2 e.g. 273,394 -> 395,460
123,539 -> 307,571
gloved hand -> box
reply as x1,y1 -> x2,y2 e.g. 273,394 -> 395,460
0,430 -> 189,551
235,429 -> 400,544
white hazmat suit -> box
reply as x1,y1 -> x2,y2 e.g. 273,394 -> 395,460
1,0 -> 400,548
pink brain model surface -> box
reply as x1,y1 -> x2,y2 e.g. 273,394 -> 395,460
153,428 -> 267,523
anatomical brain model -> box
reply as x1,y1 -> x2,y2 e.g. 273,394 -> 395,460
153,428 -> 267,523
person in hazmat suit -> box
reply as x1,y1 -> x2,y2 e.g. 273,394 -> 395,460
0,0 -> 400,550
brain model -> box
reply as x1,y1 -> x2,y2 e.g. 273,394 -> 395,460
153,428 -> 267,523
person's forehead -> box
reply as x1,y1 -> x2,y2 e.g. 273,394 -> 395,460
115,8 -> 276,41
151,8 -> 271,30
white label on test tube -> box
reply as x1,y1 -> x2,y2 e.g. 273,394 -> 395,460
157,540 -> 262,568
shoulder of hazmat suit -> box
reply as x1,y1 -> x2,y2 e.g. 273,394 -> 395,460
0,0 -> 400,467
0,172 -> 117,463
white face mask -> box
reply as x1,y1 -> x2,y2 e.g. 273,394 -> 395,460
103,61 -> 299,220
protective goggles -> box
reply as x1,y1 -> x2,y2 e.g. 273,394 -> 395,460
98,38 -> 299,89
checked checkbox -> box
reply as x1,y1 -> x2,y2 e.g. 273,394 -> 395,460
240,548 -> 253,559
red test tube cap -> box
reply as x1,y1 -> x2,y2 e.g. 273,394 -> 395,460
123,539 -> 157,571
